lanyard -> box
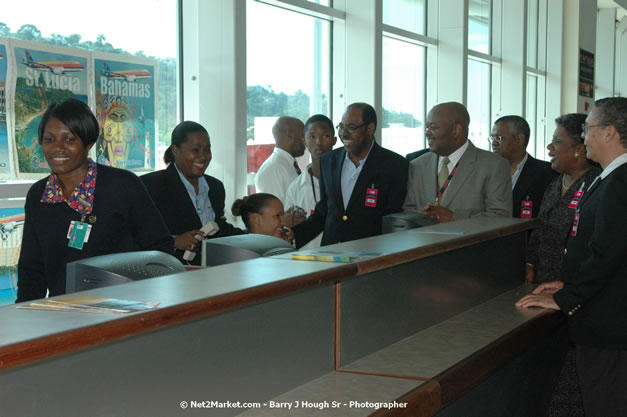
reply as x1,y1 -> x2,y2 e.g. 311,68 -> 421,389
435,160 -> 461,203
309,167 -> 318,204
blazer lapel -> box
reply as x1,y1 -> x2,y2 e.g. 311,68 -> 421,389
513,156 -> 535,200
165,164 -> 200,225
346,142 -> 382,211
333,148 -> 346,208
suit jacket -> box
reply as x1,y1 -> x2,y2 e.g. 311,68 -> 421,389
293,141 -> 408,247
406,148 -> 430,162
512,155 -> 557,218
141,164 -> 244,263
403,141 -> 512,219
554,163 -> 627,349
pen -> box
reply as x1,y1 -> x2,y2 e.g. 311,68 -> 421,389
291,255 -> 351,263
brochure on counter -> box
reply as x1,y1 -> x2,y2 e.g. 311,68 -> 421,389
17,296 -> 160,314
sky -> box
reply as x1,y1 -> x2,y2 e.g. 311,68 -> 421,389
1,0 -> 177,58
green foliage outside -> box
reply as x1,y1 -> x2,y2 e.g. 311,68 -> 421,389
0,23 -> 177,149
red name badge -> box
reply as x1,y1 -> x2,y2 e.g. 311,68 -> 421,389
365,188 -> 378,207
568,190 -> 584,209
571,213 -> 580,236
520,200 -> 533,219
310,209 -> 315,216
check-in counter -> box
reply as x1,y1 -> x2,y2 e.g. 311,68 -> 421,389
0,218 -> 565,417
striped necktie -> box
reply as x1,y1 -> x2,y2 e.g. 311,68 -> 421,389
438,157 -> 450,189
293,161 -> 302,175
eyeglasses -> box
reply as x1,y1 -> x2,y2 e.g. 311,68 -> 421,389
488,135 -> 505,143
336,122 -> 368,134
581,123 -> 607,133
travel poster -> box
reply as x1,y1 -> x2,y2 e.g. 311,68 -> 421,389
93,54 -> 156,171
12,42 -> 89,175
0,42 -> 10,176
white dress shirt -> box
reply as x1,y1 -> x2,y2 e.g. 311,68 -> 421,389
511,153 -> 529,190
341,141 -> 374,209
284,164 -> 322,249
254,147 -> 299,204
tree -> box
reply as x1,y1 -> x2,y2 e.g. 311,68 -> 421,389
16,24 -> 41,41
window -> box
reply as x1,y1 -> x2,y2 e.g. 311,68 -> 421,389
383,0 -> 426,35
467,58 -> 491,150
381,37 -> 426,156
246,0 -> 331,193
468,0 -> 492,54
526,0 -> 548,160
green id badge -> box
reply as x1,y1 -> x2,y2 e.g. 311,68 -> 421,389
68,221 -> 88,250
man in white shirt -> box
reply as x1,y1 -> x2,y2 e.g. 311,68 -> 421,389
491,115 -> 556,218
254,116 -> 305,204
404,102 -> 512,222
284,115 -> 337,248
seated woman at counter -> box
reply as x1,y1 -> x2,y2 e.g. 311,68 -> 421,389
526,113 -> 601,283
17,99 -> 173,303
141,121 -> 243,264
231,193 -> 292,241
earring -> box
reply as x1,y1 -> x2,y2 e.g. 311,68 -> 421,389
574,152 -> 580,158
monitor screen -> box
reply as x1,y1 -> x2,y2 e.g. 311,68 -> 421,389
201,234 -> 294,267
66,250 -> 186,294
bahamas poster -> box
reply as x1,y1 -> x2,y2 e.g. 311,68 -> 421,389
93,53 -> 156,171
12,41 -> 89,176
0,41 -> 10,177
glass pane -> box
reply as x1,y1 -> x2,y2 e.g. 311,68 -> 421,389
381,37 -> 425,157
383,0 -> 426,35
527,0 -> 539,68
468,0 -> 491,54
526,74 -> 538,157
467,59 -> 491,150
0,208 -> 23,306
308,0 -> 331,6
1,0 -> 179,173
247,0 -> 331,194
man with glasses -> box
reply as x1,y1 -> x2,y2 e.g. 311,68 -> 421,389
292,103 -> 408,247
490,115 -> 557,218
404,102 -> 511,222
517,97 -> 627,417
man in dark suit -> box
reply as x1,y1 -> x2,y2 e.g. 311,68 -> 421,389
517,97 -> 627,417
491,115 -> 557,218
293,103 -> 408,248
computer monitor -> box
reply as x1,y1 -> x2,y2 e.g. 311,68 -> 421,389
201,234 -> 294,267
382,211 -> 438,234
66,250 -> 186,294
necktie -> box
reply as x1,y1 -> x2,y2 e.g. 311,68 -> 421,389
438,157 -> 450,189
293,161 -> 302,175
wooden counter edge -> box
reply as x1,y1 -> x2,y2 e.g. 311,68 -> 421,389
357,219 -> 539,275
434,308 -> 564,408
0,263 -> 357,371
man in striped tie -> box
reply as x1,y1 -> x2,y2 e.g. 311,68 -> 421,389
403,102 -> 512,222
254,116 -> 306,205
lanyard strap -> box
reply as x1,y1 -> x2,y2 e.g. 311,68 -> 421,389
309,168 -> 318,203
435,160 -> 460,203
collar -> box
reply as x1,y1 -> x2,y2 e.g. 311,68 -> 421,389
600,152 -> 627,179
174,162 -> 209,196
440,140 -> 469,170
40,159 -> 97,216
344,139 -> 375,167
273,147 -> 296,163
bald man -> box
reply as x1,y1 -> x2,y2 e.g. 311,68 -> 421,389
403,102 -> 512,222
255,116 -> 306,204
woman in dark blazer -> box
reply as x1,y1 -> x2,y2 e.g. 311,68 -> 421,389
141,121 -> 243,264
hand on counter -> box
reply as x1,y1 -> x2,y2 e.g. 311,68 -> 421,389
515,281 -> 564,310
423,203 -> 454,223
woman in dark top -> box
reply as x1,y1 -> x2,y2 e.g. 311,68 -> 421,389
141,121 -> 243,264
17,99 -> 173,302
526,113 -> 602,283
